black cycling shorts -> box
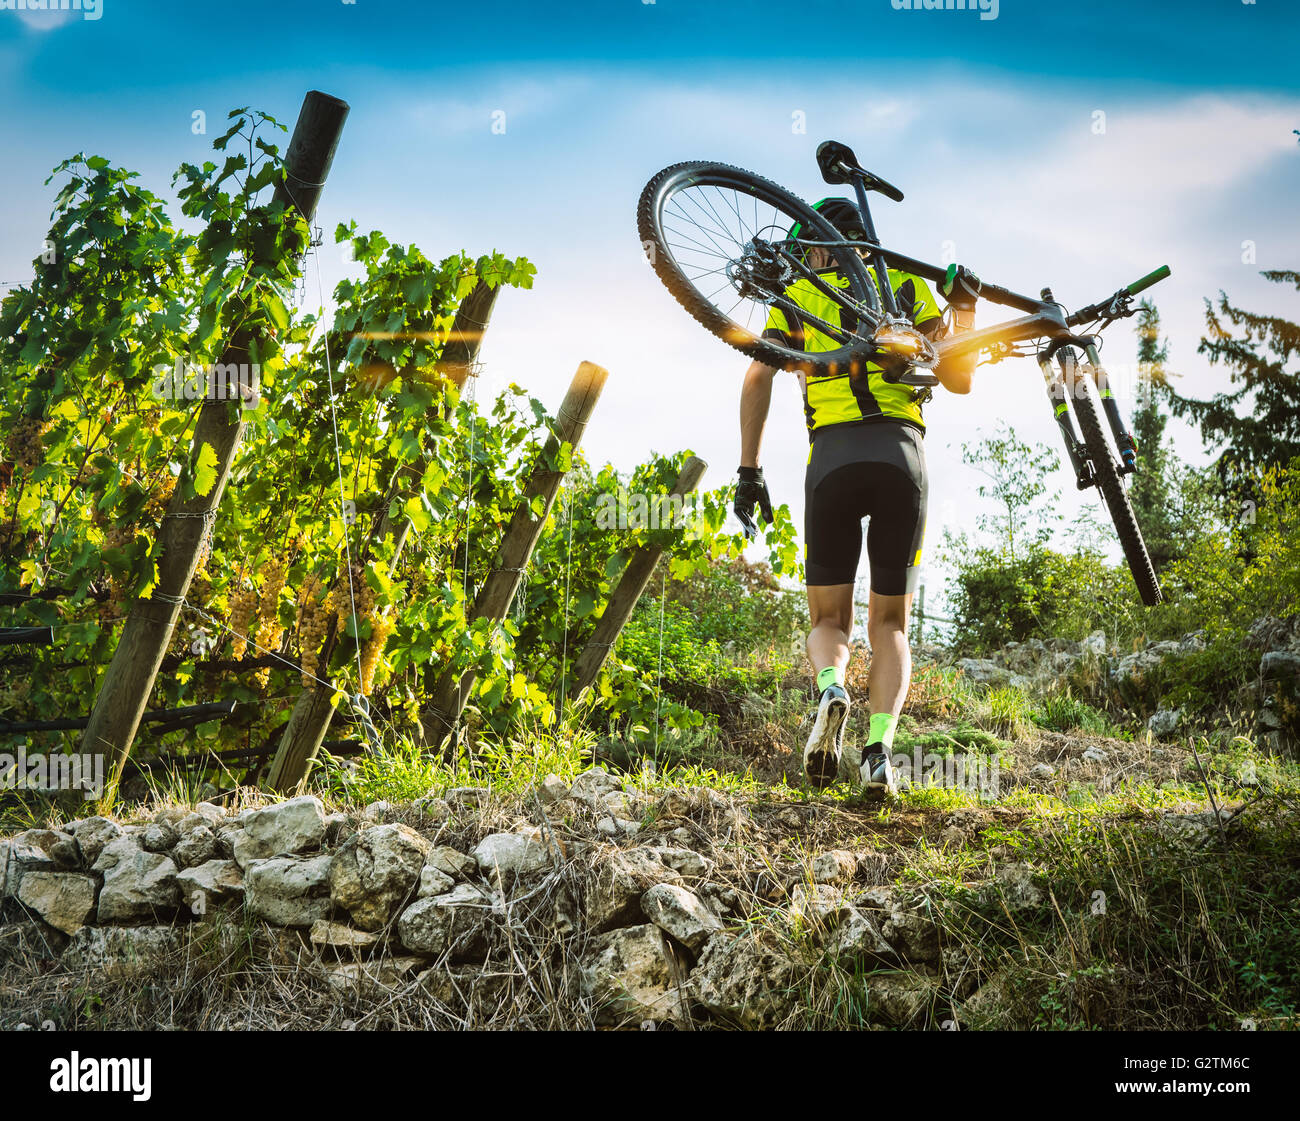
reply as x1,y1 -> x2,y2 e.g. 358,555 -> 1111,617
804,420 -> 927,595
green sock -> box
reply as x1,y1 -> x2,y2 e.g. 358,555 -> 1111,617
868,712 -> 898,750
816,666 -> 845,692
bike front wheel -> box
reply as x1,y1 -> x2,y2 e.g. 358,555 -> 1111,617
1071,368 -> 1164,606
637,161 -> 881,376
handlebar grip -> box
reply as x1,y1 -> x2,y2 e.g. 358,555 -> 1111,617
1127,265 -> 1170,296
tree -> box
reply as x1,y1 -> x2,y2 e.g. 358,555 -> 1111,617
959,421 -> 1060,561
1127,302 -> 1182,571
1165,271 -> 1300,495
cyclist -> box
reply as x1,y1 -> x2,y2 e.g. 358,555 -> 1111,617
733,196 -> 980,797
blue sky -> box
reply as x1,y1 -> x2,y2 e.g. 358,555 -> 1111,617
3,0 -> 1299,615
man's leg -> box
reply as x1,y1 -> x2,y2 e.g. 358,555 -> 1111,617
866,589 -> 913,720
806,582 -> 855,682
802,582 -> 855,788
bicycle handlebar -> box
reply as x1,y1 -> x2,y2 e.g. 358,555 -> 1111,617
1066,264 -> 1171,326
1126,264 -> 1171,296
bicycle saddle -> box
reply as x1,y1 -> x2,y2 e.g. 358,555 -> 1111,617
816,140 -> 904,203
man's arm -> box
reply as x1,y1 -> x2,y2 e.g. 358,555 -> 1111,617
740,359 -> 777,467
931,265 -> 982,395
934,327 -> 976,395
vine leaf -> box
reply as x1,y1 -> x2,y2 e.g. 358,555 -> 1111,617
194,442 -> 218,497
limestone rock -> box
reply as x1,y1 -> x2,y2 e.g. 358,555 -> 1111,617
473,827 -> 558,886
854,885 -> 900,910
689,930 -> 807,1030
397,882 -> 495,959
175,859 -> 244,913
244,854 -> 333,928
1158,808 -> 1232,847
570,767 -> 623,807
1081,630 -> 1108,657
866,969 -> 939,1026
653,847 -> 713,880
141,821 -> 179,853
310,919 -> 381,951
417,866 -> 455,899
2,829 -> 79,898
152,806 -> 189,827
596,816 -> 641,839
1147,708 -> 1183,738
94,834 -> 180,923
697,881 -> 740,918
1261,649 -> 1300,681
987,863 -> 1044,913
193,801 -> 226,827
329,823 -> 428,931
790,882 -> 852,932
640,883 -> 723,952
215,827 -> 242,860
537,774 -> 569,804
16,872 -> 97,934
579,923 -> 688,1026
324,957 -> 425,992
958,658 -> 1015,687
231,795 -> 325,867
812,849 -> 857,884
880,900 -> 942,962
63,925 -> 181,979
64,816 -> 121,865
425,845 -> 478,882
172,826 -> 219,870
957,969 -> 1016,1028
827,906 -> 896,962
585,847 -> 683,931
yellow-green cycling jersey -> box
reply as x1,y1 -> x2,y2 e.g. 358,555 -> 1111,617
762,267 -> 943,438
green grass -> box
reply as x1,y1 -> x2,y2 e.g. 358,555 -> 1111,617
1033,690 -> 1116,736
894,721 -> 1006,757
984,685 -> 1036,739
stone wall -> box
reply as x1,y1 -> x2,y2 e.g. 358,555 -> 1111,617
0,769 -> 962,1029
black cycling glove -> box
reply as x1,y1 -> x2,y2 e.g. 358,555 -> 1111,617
940,263 -> 982,309
734,466 -> 774,541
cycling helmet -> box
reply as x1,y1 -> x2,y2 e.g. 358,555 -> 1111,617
789,196 -> 866,244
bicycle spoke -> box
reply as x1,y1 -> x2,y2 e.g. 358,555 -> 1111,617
665,201 -> 733,260
674,191 -> 739,254
647,168 -> 881,368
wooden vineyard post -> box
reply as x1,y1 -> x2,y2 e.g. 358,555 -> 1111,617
418,361 -> 608,748
371,276 -> 501,560
265,279 -> 502,794
438,277 -> 500,390
568,455 -> 707,702
79,91 -> 350,803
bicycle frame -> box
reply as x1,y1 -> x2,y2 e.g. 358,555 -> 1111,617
870,247 -> 1141,490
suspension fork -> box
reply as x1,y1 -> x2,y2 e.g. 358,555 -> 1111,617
1081,341 -> 1138,474
1038,347 -> 1094,491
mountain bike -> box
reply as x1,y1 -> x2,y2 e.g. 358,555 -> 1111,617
637,139 -> 1170,606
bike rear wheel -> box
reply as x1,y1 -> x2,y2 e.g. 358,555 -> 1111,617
637,161 -> 881,375
1070,363 -> 1163,606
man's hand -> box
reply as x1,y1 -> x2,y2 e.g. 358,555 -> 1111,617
940,263 -> 981,309
734,465 -> 774,541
